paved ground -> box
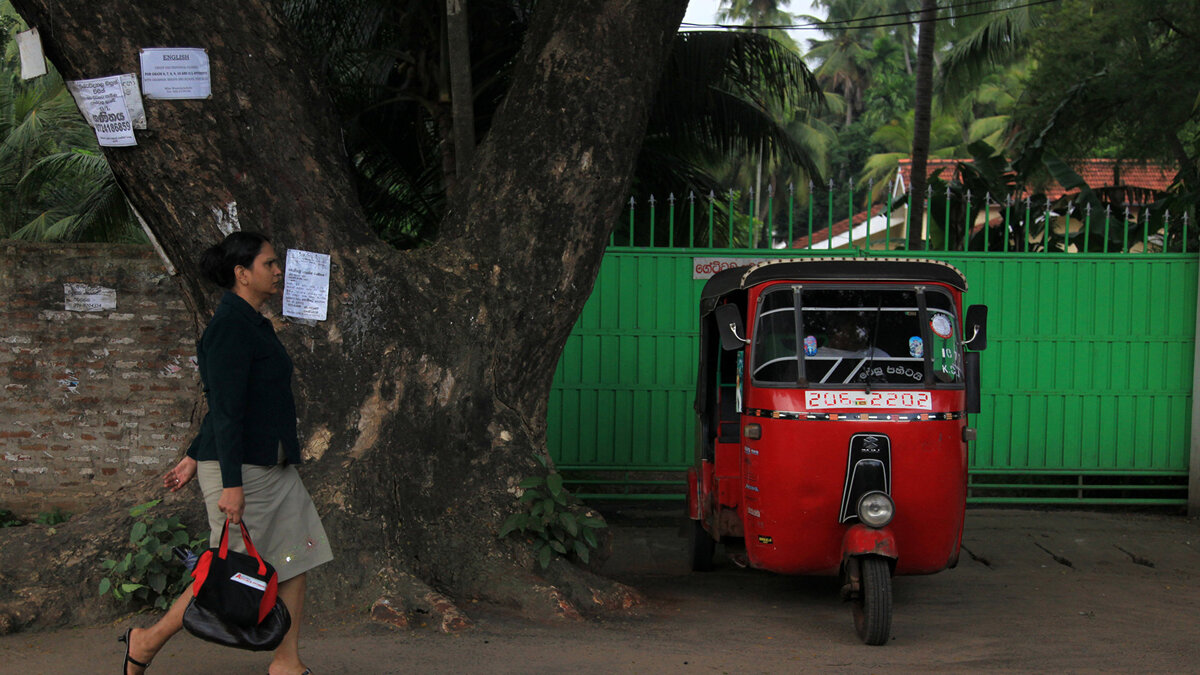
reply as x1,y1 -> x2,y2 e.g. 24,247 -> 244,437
3,506 -> 1199,673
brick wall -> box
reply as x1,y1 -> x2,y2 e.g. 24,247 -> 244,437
1,242 -> 199,517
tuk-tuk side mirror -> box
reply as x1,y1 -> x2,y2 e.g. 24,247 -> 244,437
963,304 -> 988,351
714,304 -> 749,351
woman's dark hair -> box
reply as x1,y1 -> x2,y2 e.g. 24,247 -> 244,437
199,232 -> 270,288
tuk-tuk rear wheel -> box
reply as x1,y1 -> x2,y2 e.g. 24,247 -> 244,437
688,518 -> 715,572
852,556 -> 892,645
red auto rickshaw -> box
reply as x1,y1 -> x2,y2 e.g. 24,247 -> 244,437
687,257 -> 988,645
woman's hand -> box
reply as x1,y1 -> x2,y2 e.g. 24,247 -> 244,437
218,487 -> 245,523
163,456 -> 198,492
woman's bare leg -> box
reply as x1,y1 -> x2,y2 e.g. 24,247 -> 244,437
268,573 -> 308,675
124,584 -> 190,675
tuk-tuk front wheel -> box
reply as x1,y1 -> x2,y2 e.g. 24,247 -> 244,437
688,518 -> 715,572
852,556 -> 892,645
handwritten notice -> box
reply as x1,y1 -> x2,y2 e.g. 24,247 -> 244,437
139,48 -> 211,99
66,76 -> 137,147
283,249 -> 330,321
64,284 -> 117,312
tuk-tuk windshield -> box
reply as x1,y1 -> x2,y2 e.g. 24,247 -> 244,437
750,286 -> 963,387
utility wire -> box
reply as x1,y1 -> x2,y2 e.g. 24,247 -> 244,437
680,0 -> 1060,33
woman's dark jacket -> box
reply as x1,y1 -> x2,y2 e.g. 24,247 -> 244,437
186,291 -> 301,487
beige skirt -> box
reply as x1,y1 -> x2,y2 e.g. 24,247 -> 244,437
196,454 -> 333,582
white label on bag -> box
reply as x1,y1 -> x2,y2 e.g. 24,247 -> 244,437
230,572 -> 267,592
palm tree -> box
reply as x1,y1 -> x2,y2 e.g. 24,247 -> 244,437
906,0 -> 937,248
0,14 -> 138,242
805,0 -> 879,127
629,29 -> 826,246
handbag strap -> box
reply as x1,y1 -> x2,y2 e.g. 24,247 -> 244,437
216,518 -> 269,577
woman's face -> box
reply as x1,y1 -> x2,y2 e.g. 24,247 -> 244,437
236,242 -> 283,299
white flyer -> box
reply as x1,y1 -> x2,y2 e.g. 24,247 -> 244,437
282,249 -> 330,321
64,284 -> 117,312
16,28 -> 47,80
66,76 -> 137,147
139,48 -> 211,100
68,74 -> 147,130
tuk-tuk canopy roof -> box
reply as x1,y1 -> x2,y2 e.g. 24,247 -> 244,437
700,257 -> 968,316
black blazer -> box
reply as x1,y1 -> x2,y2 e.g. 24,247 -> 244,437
186,292 -> 301,487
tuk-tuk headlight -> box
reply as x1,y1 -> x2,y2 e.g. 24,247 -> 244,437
857,491 -> 894,528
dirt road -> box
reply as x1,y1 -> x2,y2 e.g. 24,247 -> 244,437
2,507 -> 1198,673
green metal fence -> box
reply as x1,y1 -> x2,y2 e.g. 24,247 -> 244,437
550,185 -> 1197,505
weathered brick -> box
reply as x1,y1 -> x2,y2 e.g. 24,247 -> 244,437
2,243 -> 197,507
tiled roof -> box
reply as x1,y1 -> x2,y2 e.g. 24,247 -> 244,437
896,158 -> 1176,201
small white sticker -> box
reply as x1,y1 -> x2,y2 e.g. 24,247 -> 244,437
229,572 -> 267,592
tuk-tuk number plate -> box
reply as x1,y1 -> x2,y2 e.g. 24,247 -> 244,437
805,390 -> 932,410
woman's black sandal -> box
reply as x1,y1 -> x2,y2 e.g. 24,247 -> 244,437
118,628 -> 150,674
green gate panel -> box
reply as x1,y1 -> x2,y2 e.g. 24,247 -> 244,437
550,250 -> 1198,504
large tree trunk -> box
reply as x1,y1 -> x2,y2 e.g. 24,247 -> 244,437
1,0 -> 688,633
907,0 -> 937,249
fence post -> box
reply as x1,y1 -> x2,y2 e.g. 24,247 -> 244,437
1190,263 -> 1200,515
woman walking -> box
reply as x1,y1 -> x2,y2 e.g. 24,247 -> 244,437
120,232 -> 332,675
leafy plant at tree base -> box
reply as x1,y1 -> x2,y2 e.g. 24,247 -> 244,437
0,508 -> 23,528
98,500 -> 208,610
498,457 -> 606,570
35,507 -> 70,526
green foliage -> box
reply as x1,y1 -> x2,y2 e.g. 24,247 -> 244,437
0,2 -> 142,243
35,506 -> 70,526
1013,0 -> 1200,185
0,507 -> 22,527
98,500 -> 207,611
498,457 -> 606,570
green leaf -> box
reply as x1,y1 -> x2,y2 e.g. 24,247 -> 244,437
171,530 -> 190,546
546,473 -> 564,498
530,501 -> 544,517
537,545 -> 553,569
155,596 -> 168,610
98,578 -> 111,595
129,500 -> 160,517
573,540 -> 590,563
543,498 -> 555,516
149,573 -> 167,594
518,490 -> 541,503
559,512 -> 579,537
498,513 -> 524,538
518,476 -> 545,489
580,517 -> 607,529
583,528 -> 598,549
133,552 -> 153,570
549,540 -> 567,555
149,520 -> 169,535
129,521 -> 147,543
101,559 -> 117,570
142,538 -> 161,555
120,583 -> 144,593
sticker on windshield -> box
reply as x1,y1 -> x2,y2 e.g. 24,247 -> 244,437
930,313 -> 954,339
803,335 -> 818,356
806,390 -> 933,410
908,336 -> 924,357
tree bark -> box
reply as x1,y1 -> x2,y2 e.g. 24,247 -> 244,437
907,0 -> 937,249
1,0 -> 688,633
445,0 -> 476,183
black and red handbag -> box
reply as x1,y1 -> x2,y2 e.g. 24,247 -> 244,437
182,519 -> 291,651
